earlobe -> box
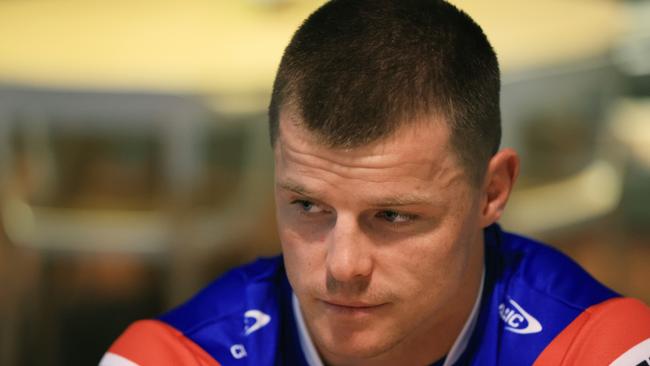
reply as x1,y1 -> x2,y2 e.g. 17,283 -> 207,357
480,148 -> 520,228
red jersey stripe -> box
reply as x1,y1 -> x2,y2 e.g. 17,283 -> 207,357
533,297 -> 650,366
102,319 -> 221,366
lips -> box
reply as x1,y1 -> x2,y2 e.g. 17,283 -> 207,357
324,300 -> 381,308
321,299 -> 388,315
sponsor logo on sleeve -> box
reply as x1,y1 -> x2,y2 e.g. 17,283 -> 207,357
230,344 -> 248,360
229,309 -> 272,360
244,309 -> 271,336
498,297 -> 543,334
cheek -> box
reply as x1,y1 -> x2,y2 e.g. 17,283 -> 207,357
381,190 -> 479,289
279,226 -> 325,294
275,200 -> 331,244
378,225 -> 472,302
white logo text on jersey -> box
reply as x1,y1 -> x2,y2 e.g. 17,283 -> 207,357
498,297 -> 543,334
229,310 -> 272,360
244,309 -> 271,336
609,338 -> 650,366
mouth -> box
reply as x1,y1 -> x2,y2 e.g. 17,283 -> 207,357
321,299 -> 388,316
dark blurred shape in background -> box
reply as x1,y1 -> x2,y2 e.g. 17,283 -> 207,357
0,1 -> 649,365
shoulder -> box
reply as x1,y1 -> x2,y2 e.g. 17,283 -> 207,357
489,226 -> 617,309
101,256 -> 291,366
475,225 -> 624,364
533,297 -> 650,365
99,320 -> 220,366
160,256 -> 286,334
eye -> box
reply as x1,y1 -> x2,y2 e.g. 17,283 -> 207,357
376,210 -> 416,223
291,199 -> 325,214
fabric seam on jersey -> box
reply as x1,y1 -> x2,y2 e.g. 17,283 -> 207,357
171,270 -> 271,337
497,230 -> 615,312
173,309 -> 244,338
165,320 -> 217,365
512,275 -> 614,314
494,226 -> 617,313
536,306 -> 595,365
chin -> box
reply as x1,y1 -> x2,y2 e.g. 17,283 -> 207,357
316,325 -> 401,361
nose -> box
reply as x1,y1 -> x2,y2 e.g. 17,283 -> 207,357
325,214 -> 373,285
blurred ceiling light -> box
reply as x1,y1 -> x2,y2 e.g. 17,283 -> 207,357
502,159 -> 623,235
2,196 -> 36,245
613,0 -> 650,77
0,0 -> 624,93
246,0 -> 295,9
610,99 -> 650,169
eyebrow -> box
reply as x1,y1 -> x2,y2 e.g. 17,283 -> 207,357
370,193 -> 432,207
277,180 -> 431,207
277,180 -> 316,197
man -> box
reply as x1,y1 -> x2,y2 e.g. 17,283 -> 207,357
101,1 -> 650,365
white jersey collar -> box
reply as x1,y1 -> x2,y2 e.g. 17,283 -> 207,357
293,293 -> 325,366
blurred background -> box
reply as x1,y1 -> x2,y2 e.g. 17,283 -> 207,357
0,0 -> 648,364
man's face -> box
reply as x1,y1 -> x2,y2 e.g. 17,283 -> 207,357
274,113 -> 486,364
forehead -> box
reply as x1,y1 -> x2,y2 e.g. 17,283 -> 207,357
274,111 -> 465,190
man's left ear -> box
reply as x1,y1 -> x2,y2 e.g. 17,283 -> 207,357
479,148 -> 520,228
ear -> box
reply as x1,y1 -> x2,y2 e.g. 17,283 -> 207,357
479,148 -> 520,228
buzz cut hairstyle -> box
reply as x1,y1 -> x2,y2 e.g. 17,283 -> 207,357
268,0 -> 501,185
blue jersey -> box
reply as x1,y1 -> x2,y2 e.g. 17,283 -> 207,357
101,225 -> 650,366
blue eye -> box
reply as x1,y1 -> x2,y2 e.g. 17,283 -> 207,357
291,199 -> 324,214
377,210 -> 414,223
297,200 -> 313,211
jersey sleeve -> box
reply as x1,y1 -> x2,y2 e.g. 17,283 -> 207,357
533,297 -> 650,366
98,320 -> 221,366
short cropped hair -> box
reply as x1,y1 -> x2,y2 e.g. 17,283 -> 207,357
269,0 -> 501,185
